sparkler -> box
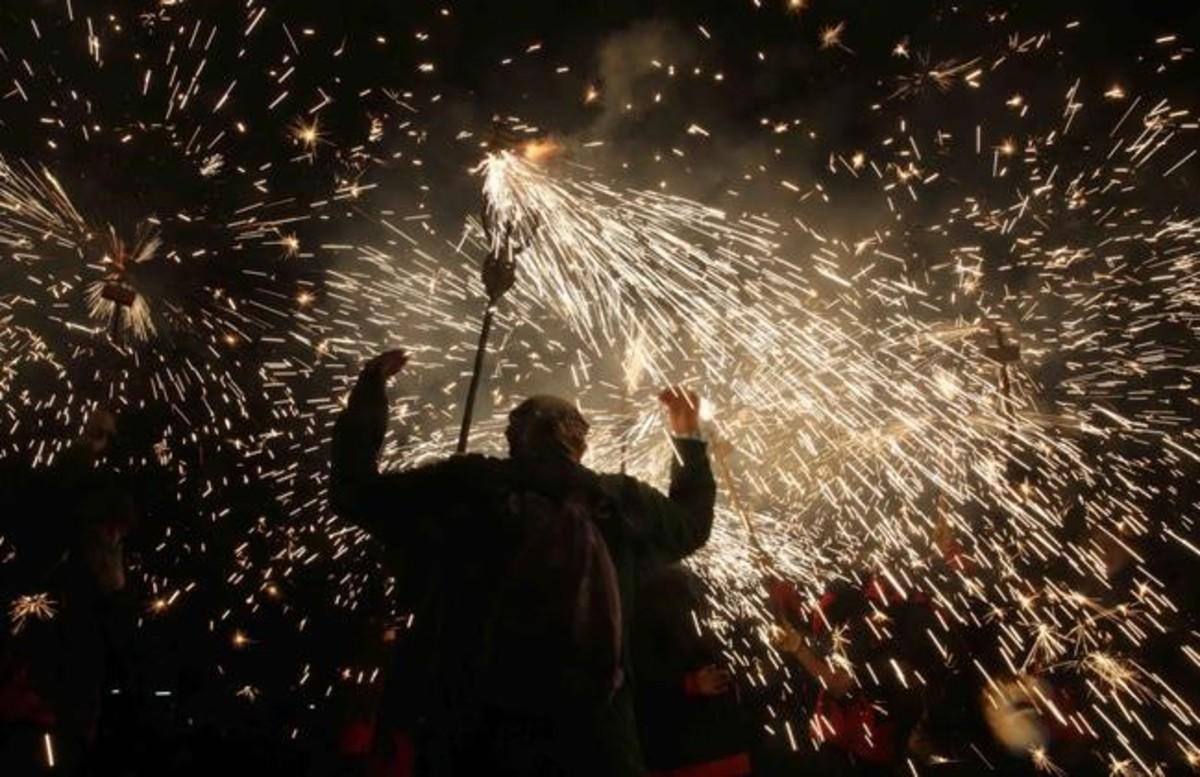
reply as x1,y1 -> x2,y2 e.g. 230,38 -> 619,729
9,592 -> 58,634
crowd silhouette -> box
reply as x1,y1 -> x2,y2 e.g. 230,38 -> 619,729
2,355 -> 1197,776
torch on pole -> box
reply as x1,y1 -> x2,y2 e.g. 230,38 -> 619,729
455,222 -> 534,455
101,276 -> 135,340
982,321 -> 1040,488
100,231 -> 134,341
983,322 -> 1021,436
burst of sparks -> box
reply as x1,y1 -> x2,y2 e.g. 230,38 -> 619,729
291,117 -> 324,159
819,21 -> 848,51
9,593 -> 57,633
1032,746 -> 1067,776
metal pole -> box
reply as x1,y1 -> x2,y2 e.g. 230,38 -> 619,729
619,385 -> 630,475
456,301 -> 496,454
991,325 -> 1018,435
711,438 -> 764,556
456,230 -> 518,454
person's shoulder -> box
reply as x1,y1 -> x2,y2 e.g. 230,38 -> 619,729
594,470 -> 631,486
396,452 -> 505,486
451,452 -> 502,464
593,471 -> 645,502
439,452 -> 506,474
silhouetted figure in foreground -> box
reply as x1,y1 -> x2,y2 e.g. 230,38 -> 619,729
633,564 -> 751,777
331,350 -> 716,777
1,409 -> 137,776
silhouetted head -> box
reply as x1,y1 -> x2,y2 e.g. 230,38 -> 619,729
80,486 -> 136,594
505,395 -> 589,462
83,407 -> 117,453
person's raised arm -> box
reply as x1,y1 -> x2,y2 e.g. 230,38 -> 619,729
623,387 -> 716,561
772,625 -> 855,698
330,350 -> 465,546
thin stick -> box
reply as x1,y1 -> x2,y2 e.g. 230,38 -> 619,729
711,438 -> 763,554
456,301 -> 495,455
619,384 -> 630,474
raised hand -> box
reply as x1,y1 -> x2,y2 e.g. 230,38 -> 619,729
368,349 -> 409,378
658,386 -> 701,436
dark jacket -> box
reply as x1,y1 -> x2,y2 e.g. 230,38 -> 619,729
330,363 -> 716,777
633,565 -> 750,775
1,443 -> 132,750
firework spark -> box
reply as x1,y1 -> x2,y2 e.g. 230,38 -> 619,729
9,593 -> 57,634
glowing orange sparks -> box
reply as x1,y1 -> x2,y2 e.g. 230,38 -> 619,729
522,138 -> 563,164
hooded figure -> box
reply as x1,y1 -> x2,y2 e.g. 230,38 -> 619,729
331,352 -> 716,777
505,394 -> 591,462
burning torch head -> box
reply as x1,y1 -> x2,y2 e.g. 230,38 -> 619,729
101,278 -> 138,307
477,149 -> 546,303
482,245 -> 517,303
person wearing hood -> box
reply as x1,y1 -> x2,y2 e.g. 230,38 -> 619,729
330,349 -> 716,777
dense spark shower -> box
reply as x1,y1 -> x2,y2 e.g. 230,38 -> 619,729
2,1 -> 1198,773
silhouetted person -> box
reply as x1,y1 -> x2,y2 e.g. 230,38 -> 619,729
633,564 -> 751,777
331,350 -> 716,777
773,570 -> 933,777
1,408 -> 136,776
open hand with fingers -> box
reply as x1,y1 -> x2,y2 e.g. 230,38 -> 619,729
658,386 -> 702,436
